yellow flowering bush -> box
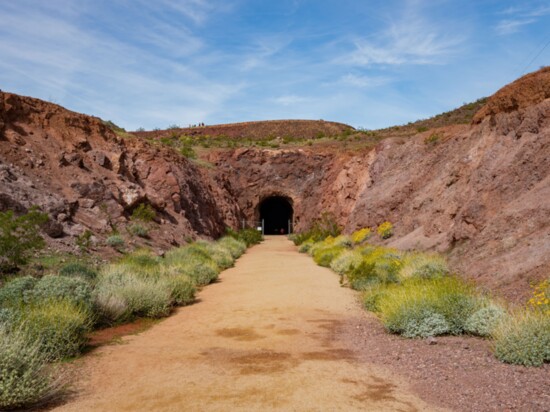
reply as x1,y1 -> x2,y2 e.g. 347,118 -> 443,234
527,279 -> 549,315
377,221 -> 393,239
351,228 -> 372,244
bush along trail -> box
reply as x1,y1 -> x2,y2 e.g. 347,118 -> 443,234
0,229 -> 261,411
291,223 -> 550,368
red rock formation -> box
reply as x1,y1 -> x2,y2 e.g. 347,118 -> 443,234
0,92 -> 242,253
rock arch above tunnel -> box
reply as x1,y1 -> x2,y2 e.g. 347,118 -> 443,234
259,196 -> 293,235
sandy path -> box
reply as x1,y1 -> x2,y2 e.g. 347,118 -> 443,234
55,237 -> 442,412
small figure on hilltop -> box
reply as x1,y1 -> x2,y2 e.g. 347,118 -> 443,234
280,228 -> 285,235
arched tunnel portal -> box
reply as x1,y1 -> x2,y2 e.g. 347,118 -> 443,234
258,196 -> 293,235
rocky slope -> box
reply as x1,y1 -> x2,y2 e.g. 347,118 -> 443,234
206,68 -> 550,301
0,68 -> 548,300
0,92 -> 242,253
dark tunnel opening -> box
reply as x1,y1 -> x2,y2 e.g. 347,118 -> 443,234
259,196 -> 293,235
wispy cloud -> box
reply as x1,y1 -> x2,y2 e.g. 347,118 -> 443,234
340,74 -> 391,88
346,5 -> 463,66
495,4 -> 550,35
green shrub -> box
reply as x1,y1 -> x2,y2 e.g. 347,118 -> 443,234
313,245 -> 345,267
129,223 -> 149,238
332,235 -> 352,248
346,249 -> 402,290
131,204 -> 156,222
0,276 -> 37,307
493,311 -> 550,366
378,277 -> 481,337
399,253 -> 449,280
376,221 -> 393,239
195,241 -> 235,270
28,275 -> 93,310
166,275 -> 196,306
93,288 -> 129,325
59,262 -> 97,282
217,237 -> 247,259
0,325 -> 63,410
298,239 -> 314,253
0,208 -> 49,272
292,212 -> 341,245
351,228 -> 372,244
19,300 -> 93,360
106,235 -> 125,249
330,250 -> 362,275
94,269 -> 171,320
76,229 -> 93,252
226,228 -> 263,247
464,304 -> 507,337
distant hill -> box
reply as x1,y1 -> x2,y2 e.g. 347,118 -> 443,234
133,119 -> 354,140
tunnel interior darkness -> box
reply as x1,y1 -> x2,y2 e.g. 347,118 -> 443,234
259,196 -> 293,235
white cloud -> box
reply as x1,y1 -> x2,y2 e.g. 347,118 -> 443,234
346,6 -> 463,66
495,19 -> 536,35
340,74 -> 391,88
495,4 -> 550,35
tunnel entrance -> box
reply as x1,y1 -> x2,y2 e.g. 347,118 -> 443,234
259,196 -> 293,235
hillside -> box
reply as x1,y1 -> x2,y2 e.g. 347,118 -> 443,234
133,119 -> 354,140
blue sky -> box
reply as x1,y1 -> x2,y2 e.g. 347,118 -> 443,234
0,0 -> 549,130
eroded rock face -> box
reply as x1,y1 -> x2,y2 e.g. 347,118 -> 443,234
0,92 -> 243,252
206,102 -> 550,301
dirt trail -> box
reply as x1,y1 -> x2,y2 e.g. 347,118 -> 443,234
55,237 -> 442,412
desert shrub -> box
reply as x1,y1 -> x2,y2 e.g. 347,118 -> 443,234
0,325 -> 63,410
94,269 -> 171,320
119,250 -> 161,271
226,228 -> 263,247
93,289 -> 129,325
351,228 -> 371,244
28,275 -> 93,310
0,276 -> 37,307
166,275 -> 196,306
313,245 -> 345,267
131,203 -> 156,222
59,262 -> 97,282
346,249 -> 402,290
0,207 -> 49,272
527,279 -> 549,315
362,284 -> 392,312
298,239 -> 315,253
493,311 -> 550,366
129,223 -> 149,238
217,236 -> 247,259
332,235 -> 353,248
106,235 -> 125,249
19,300 -> 93,360
195,241 -> 234,270
464,303 -> 507,337
76,229 -> 93,252
399,253 -> 449,280
330,250 -> 362,275
292,212 -> 341,245
378,277 -> 481,337
377,221 -> 393,239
